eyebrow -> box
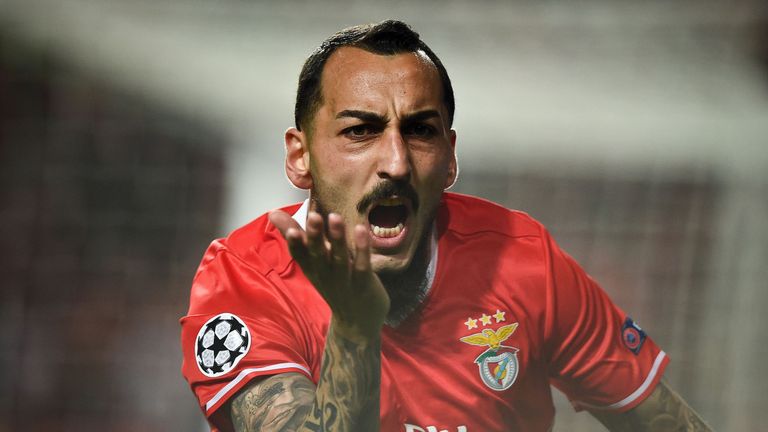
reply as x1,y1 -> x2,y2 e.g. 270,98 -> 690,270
335,109 -> 441,124
335,110 -> 387,123
402,109 -> 441,124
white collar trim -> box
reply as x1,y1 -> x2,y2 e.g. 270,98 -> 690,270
291,199 -> 309,230
423,223 -> 439,298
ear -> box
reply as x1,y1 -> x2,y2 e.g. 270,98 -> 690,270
444,129 -> 459,189
284,127 -> 313,190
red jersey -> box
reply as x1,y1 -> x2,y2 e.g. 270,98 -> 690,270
180,193 -> 668,431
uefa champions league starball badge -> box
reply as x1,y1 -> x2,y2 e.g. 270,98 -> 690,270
195,313 -> 251,377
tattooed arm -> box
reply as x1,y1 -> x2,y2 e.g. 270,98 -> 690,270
230,324 -> 381,432
590,380 -> 714,431
230,373 -> 314,431
228,210 -> 389,431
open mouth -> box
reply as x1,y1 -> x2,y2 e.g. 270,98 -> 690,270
368,197 -> 409,239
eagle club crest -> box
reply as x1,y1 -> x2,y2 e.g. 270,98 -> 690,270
460,319 -> 520,392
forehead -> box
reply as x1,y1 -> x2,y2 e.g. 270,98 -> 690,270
318,47 -> 444,113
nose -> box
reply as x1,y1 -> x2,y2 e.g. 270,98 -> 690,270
377,129 -> 411,181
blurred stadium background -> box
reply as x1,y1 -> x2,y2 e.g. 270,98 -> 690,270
1,0 -> 766,430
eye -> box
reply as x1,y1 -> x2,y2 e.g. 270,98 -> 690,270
405,123 -> 436,138
343,124 -> 376,138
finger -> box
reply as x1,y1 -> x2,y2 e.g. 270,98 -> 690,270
268,210 -> 303,239
327,213 -> 349,266
352,224 -> 371,273
284,227 -> 311,269
286,228 -> 328,300
270,210 -> 312,267
305,211 -> 327,260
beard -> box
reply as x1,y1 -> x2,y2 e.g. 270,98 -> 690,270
311,179 -> 436,327
377,228 -> 433,327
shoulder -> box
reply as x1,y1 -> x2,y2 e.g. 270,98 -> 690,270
198,202 -> 303,277
439,192 -> 544,240
187,202 -> 305,314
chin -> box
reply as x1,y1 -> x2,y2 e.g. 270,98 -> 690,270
370,253 -> 412,275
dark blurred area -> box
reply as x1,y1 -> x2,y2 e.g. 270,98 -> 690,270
0,34 -> 224,431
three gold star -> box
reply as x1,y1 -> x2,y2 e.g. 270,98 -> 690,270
464,317 -> 478,330
493,309 -> 506,323
464,309 -> 509,329
479,314 -> 492,326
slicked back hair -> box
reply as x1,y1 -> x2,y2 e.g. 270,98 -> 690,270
294,20 -> 455,134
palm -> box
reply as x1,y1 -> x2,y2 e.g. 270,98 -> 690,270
269,210 -> 390,339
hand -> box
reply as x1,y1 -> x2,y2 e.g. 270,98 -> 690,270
269,210 -> 390,340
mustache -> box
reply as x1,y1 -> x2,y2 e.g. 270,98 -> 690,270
356,180 -> 420,214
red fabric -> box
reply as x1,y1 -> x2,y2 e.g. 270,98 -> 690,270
180,193 -> 667,432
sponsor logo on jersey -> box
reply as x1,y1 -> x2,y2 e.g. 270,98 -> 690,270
460,310 -> 519,392
404,424 -> 467,432
621,317 -> 646,355
195,313 -> 251,377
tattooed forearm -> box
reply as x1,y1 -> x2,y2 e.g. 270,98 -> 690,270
591,380 -> 714,432
231,373 -> 315,432
230,324 -> 381,432
304,324 -> 381,432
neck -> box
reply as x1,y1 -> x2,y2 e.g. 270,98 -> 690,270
380,225 -> 435,327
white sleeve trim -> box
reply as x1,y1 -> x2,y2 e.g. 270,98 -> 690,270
577,350 -> 667,411
204,362 -> 312,412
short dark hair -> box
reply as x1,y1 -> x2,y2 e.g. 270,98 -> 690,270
294,20 -> 455,133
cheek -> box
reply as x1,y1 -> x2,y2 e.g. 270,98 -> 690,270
312,162 -> 366,216
415,151 -> 453,184
315,149 -> 369,181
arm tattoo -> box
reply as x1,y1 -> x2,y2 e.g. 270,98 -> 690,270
591,380 -> 714,432
230,325 -> 381,431
231,373 -> 315,432
303,325 -> 381,431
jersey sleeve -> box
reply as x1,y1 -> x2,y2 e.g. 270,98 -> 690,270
542,229 -> 669,413
180,243 -> 316,431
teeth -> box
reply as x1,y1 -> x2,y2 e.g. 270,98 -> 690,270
378,197 -> 403,206
371,223 -> 404,238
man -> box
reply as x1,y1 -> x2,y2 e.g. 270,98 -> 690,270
181,20 -> 712,431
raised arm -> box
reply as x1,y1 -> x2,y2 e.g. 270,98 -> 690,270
228,210 -> 389,432
590,380 -> 714,432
